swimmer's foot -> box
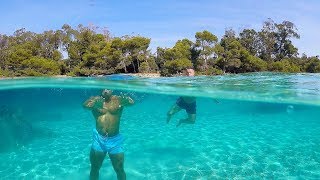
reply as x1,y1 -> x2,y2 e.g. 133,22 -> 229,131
166,115 -> 171,124
176,119 -> 183,127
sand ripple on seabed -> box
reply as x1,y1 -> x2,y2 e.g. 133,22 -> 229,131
0,110 -> 91,179
121,109 -> 320,179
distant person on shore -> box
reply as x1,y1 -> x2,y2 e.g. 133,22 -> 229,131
83,89 -> 134,180
166,68 -> 197,127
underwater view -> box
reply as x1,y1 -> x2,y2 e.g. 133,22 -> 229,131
0,73 -> 320,179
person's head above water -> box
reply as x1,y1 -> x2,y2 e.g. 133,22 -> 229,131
101,89 -> 113,99
185,68 -> 195,77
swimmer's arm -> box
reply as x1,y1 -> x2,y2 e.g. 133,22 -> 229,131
119,96 -> 134,106
86,100 -> 108,114
96,107 -> 108,114
95,96 -> 134,113
83,96 -> 100,109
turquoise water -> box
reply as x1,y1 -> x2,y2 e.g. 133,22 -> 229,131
0,73 -> 320,179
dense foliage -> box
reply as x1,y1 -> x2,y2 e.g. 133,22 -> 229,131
0,19 -> 319,77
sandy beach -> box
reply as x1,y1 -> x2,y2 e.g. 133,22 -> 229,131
128,73 -> 161,78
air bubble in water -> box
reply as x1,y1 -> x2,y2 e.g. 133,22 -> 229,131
286,105 -> 294,114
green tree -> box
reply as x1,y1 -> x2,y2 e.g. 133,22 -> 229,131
122,36 -> 151,73
268,59 -> 300,72
258,19 -> 277,61
304,57 -> 320,73
239,29 -> 259,56
239,49 -> 267,72
36,30 -> 63,61
156,39 -> 194,75
163,58 -> 193,76
274,21 -> 300,60
20,57 -> 61,76
0,35 -> 9,71
216,29 -> 242,73
194,30 -> 218,70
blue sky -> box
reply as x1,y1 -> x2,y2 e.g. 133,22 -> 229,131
0,0 -> 319,56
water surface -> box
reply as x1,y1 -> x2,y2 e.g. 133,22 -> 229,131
0,73 -> 319,179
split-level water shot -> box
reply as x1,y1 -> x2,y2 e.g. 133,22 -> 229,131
1,0 -> 320,179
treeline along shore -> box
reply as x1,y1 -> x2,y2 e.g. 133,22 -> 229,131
0,19 -> 319,77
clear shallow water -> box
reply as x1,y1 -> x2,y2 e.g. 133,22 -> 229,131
0,73 -> 320,179
1,72 -> 320,106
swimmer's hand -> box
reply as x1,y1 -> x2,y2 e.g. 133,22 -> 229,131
83,96 -> 101,109
119,95 -> 134,106
213,99 -> 220,104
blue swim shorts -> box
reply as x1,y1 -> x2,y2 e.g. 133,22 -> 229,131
91,129 -> 124,154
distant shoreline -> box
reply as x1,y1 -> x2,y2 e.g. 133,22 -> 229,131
0,73 -> 162,79
128,73 -> 161,78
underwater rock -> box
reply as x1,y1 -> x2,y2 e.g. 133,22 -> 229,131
13,118 -> 33,142
0,106 -> 33,151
